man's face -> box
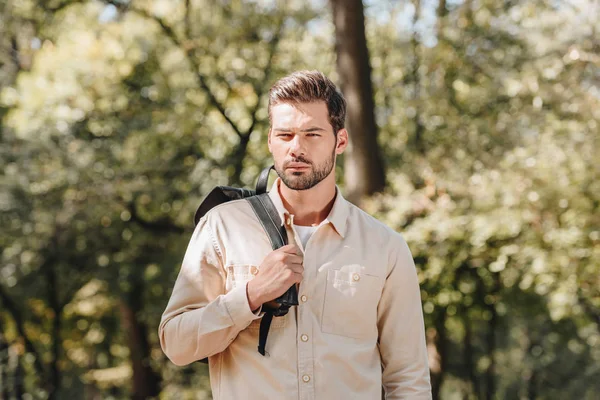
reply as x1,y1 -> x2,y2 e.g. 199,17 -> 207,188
268,101 -> 346,191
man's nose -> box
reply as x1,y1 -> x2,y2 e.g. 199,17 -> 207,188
289,135 -> 305,156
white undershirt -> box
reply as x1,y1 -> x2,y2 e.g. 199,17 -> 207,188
293,224 -> 319,249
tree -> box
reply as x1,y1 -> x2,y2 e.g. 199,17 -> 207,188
1,0 -> 598,398
364,0 -> 599,398
0,0 -> 324,397
330,0 -> 386,204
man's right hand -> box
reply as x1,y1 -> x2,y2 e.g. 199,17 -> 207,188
246,244 -> 304,311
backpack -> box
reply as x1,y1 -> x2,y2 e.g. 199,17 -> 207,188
194,165 -> 298,362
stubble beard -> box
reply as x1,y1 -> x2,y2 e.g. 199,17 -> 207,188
275,145 -> 336,191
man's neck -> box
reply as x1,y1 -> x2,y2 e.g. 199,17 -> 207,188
278,174 -> 337,227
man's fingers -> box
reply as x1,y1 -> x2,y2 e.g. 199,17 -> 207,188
292,272 -> 303,284
285,254 -> 304,265
288,263 -> 304,274
281,244 -> 302,255
286,270 -> 303,283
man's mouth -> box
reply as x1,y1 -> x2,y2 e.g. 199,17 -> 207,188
286,162 -> 310,170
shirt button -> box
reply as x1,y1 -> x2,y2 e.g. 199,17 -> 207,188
352,273 -> 360,282
301,334 -> 309,342
300,295 -> 308,302
302,375 -> 310,383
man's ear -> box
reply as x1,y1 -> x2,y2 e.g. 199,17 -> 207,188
335,128 -> 349,155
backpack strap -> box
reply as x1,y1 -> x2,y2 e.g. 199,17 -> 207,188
257,312 -> 275,357
247,193 -> 286,249
246,195 -> 300,311
246,193 -> 298,356
256,165 -> 274,195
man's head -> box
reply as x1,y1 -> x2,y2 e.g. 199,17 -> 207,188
267,70 -> 348,191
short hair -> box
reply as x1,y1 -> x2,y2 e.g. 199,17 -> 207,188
268,70 -> 346,135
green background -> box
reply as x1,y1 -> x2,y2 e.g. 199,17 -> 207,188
0,0 -> 598,399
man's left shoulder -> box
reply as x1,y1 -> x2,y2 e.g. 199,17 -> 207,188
347,202 -> 407,244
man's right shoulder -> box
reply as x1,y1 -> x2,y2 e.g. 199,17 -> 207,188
199,198 -> 256,227
195,198 -> 270,264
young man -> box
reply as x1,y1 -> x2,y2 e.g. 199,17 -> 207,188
159,70 -> 432,399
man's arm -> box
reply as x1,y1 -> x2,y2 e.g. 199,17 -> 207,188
158,216 -> 260,366
378,233 -> 432,399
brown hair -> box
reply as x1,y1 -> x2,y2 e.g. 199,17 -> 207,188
268,70 -> 346,135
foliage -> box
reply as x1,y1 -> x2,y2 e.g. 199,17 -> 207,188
0,0 -> 598,398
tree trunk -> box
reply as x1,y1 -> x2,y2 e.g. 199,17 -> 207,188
527,363 -> 538,399
485,311 -> 497,400
0,320 -> 8,400
462,308 -> 478,399
428,309 -> 447,400
330,0 -> 386,204
229,133 -> 251,186
5,346 -> 22,400
410,0 -> 425,154
485,274 -> 500,400
524,328 -> 542,400
120,283 -> 161,400
13,352 -> 23,400
437,0 -> 447,35
46,263 -> 62,400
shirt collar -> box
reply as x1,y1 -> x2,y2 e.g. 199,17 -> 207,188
267,177 -> 349,238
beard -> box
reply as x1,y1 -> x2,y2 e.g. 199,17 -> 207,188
275,146 -> 336,191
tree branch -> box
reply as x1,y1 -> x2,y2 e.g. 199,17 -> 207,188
184,0 -> 192,40
126,198 -> 185,234
245,15 -> 284,137
104,0 -> 245,139
41,0 -> 86,13
226,15 -> 284,184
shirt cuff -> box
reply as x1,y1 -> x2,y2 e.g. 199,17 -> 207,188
223,284 -> 263,330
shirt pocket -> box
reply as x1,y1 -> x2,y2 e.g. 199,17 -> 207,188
321,269 -> 382,339
224,264 -> 258,292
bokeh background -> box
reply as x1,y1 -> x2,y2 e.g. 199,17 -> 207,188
1,0 -> 598,399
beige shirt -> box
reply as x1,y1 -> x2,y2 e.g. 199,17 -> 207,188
159,178 -> 431,399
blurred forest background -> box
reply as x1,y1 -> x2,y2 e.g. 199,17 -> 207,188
0,0 -> 598,399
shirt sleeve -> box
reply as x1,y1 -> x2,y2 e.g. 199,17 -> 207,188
378,233 -> 432,399
158,216 -> 261,366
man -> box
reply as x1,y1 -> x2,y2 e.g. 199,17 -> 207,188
159,70 -> 431,399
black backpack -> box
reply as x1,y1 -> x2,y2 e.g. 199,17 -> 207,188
194,165 -> 298,361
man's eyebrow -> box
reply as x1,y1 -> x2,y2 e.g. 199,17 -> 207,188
273,127 -> 326,132
301,127 -> 326,132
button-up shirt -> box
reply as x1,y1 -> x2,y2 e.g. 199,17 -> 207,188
159,178 -> 432,399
